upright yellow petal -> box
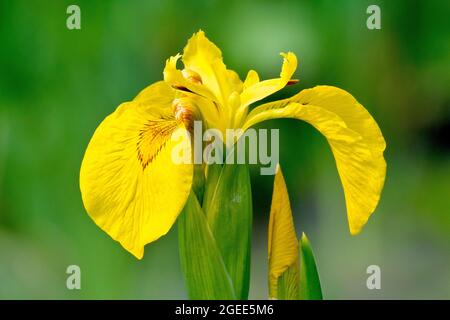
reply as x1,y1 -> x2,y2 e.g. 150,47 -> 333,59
80,83 -> 193,259
163,54 -> 218,103
244,86 -> 386,234
268,165 -> 299,298
232,70 -> 261,127
240,52 -> 297,109
163,54 -> 222,129
243,70 -> 260,89
182,30 -> 241,106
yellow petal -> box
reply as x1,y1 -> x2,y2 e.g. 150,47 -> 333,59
244,86 -> 386,234
163,54 -> 218,103
163,55 -> 221,128
243,70 -> 260,89
182,30 -> 241,106
227,69 -> 244,93
268,165 -> 299,298
232,70 -> 261,127
80,83 -> 193,259
240,52 -> 297,109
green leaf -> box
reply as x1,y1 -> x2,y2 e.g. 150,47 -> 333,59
202,163 -> 253,300
299,233 -> 323,300
202,163 -> 222,208
178,191 -> 236,299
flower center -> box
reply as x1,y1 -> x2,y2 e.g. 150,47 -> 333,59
173,98 -> 195,131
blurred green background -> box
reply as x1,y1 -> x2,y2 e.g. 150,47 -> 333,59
0,0 -> 449,299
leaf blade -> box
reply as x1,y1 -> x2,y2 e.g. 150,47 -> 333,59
299,233 -> 323,300
178,191 -> 236,299
203,163 -> 253,300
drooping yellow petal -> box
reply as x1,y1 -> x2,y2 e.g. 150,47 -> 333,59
133,81 -> 176,105
80,83 -> 193,259
244,86 -> 386,235
240,52 -> 297,109
182,30 -> 242,106
268,165 -> 299,298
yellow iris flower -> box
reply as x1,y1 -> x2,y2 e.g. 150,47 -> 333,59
80,31 -> 386,259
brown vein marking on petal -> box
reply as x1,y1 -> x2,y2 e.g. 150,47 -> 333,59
137,119 -> 179,170
286,79 -> 299,86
